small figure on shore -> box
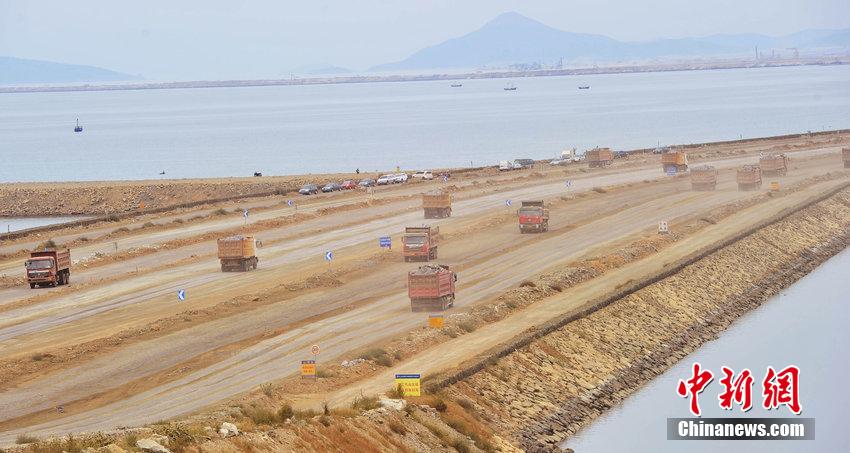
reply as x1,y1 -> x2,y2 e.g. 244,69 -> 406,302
159,170 -> 166,175
356,168 -> 360,174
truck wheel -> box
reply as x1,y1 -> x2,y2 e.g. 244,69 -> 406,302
30,283 -> 36,289
253,259 -> 258,270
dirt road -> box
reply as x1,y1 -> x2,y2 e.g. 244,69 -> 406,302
0,142 -> 845,444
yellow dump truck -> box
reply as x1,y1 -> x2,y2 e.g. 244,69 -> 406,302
759,154 -> 789,176
586,147 -> 614,168
690,165 -> 718,191
422,191 -> 452,218
661,150 -> 689,173
217,235 -> 258,272
843,148 -> 850,168
737,165 -> 762,191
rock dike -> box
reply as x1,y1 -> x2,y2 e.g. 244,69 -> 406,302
440,185 -> 850,451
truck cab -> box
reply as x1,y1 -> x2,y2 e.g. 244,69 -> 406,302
25,249 -> 71,288
402,226 -> 438,262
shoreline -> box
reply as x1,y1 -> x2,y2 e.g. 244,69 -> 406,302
2,56 -> 848,94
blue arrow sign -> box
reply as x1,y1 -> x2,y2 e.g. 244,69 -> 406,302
666,167 -> 677,176
379,236 -> 392,248
287,200 -> 294,207
325,251 -> 334,261
243,209 -> 249,218
565,180 -> 572,187
177,289 -> 186,301
505,200 -> 512,207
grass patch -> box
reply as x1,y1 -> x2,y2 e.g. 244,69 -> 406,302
592,187 -> 608,193
316,368 -> 334,378
105,214 -> 120,222
277,404 -> 294,421
143,221 -> 156,228
519,280 -> 537,288
351,395 -> 381,411
450,438 -> 471,453
243,406 -> 278,425
260,383 -> 274,397
458,321 -> 477,333
388,419 -> 407,435
112,227 -> 130,234
293,409 -> 319,421
548,282 -> 564,292
78,236 -> 89,242
456,398 -> 474,410
213,208 -> 229,216
172,218 -> 184,224
16,434 -> 39,444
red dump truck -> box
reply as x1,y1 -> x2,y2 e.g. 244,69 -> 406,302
737,165 -> 762,191
25,249 -> 71,288
407,264 -> 456,312
217,235 -> 258,272
759,154 -> 789,176
402,226 -> 439,262
662,150 -> 689,173
842,148 -> 850,168
690,165 -> 718,191
422,191 -> 452,218
518,201 -> 549,233
586,147 -> 614,168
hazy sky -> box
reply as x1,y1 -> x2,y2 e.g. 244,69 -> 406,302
1,0 -> 848,80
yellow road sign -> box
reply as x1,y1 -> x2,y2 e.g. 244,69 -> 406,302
394,374 -> 421,397
770,181 -> 780,191
301,360 -> 316,379
428,314 -> 444,329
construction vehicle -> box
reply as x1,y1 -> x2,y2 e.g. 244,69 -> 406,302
25,249 -> 71,288
561,148 -> 578,162
422,191 -> 452,218
586,147 -> 614,168
518,201 -> 549,233
407,264 -> 456,312
843,148 -> 850,168
661,150 -> 689,173
217,235 -> 258,272
737,165 -> 762,191
402,226 -> 439,262
759,154 -> 789,176
690,165 -> 718,191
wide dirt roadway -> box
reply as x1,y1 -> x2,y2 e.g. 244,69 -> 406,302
0,141 -> 846,443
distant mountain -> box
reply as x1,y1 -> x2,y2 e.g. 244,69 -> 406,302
372,11 -> 850,71
290,64 -> 354,76
0,56 -> 138,85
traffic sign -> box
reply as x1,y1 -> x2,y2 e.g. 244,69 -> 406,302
505,200 -> 512,207
177,289 -> 186,301
325,251 -> 334,261
666,167 -> 677,176
310,344 -> 321,355
442,175 -> 449,182
565,180 -> 572,188
658,221 -> 669,234
379,236 -> 392,248
301,360 -> 316,379
428,314 -> 444,329
243,209 -> 249,218
770,181 -> 780,191
287,200 -> 294,207
394,374 -> 422,397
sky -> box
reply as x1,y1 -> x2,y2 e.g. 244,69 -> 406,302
1,0 -> 849,80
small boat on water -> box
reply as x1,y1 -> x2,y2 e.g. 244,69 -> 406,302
74,118 -> 83,133
450,83 -> 462,87
504,83 -> 517,91
578,86 -> 590,90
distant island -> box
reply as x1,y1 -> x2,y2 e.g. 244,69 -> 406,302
0,56 -> 138,85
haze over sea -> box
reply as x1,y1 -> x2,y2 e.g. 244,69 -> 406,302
1,65 -> 849,183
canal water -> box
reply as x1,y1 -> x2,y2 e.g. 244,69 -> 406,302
0,216 -> 89,233
564,247 -> 850,452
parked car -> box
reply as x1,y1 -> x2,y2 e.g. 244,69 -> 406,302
549,159 -> 566,166
341,180 -> 357,190
412,170 -> 434,180
358,178 -> 376,187
377,174 -> 394,185
499,160 -> 513,171
299,184 -> 319,195
513,158 -> 535,169
614,150 -> 630,159
322,182 -> 342,193
512,161 -> 523,170
393,173 -> 409,183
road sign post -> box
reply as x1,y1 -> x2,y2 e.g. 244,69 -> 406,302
310,344 -> 320,356
394,374 -> 422,397
379,236 -> 392,250
505,200 -> 512,207
177,289 -> 186,301
301,360 -> 316,379
324,251 -> 333,270
428,314 -> 444,329
658,220 -> 669,234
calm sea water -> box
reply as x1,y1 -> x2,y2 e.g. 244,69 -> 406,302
0,216 -> 89,233
565,247 -> 850,452
1,65 -> 849,183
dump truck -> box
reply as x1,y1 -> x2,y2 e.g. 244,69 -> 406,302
844,148 -> 850,168
402,226 -> 439,262
422,191 -> 452,218
518,201 -> 549,233
661,150 -> 689,173
25,249 -> 71,288
737,165 -> 762,191
586,147 -> 614,168
760,154 -> 789,176
407,264 -> 456,312
690,165 -> 718,191
217,235 -> 258,272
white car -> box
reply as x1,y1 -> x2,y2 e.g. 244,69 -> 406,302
412,170 -> 434,180
499,160 -> 513,171
392,173 -> 409,183
377,174 -> 394,185
549,159 -> 566,166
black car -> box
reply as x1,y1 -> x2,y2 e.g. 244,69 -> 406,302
614,150 -> 630,159
299,184 -> 319,195
322,182 -> 342,193
358,178 -> 376,187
